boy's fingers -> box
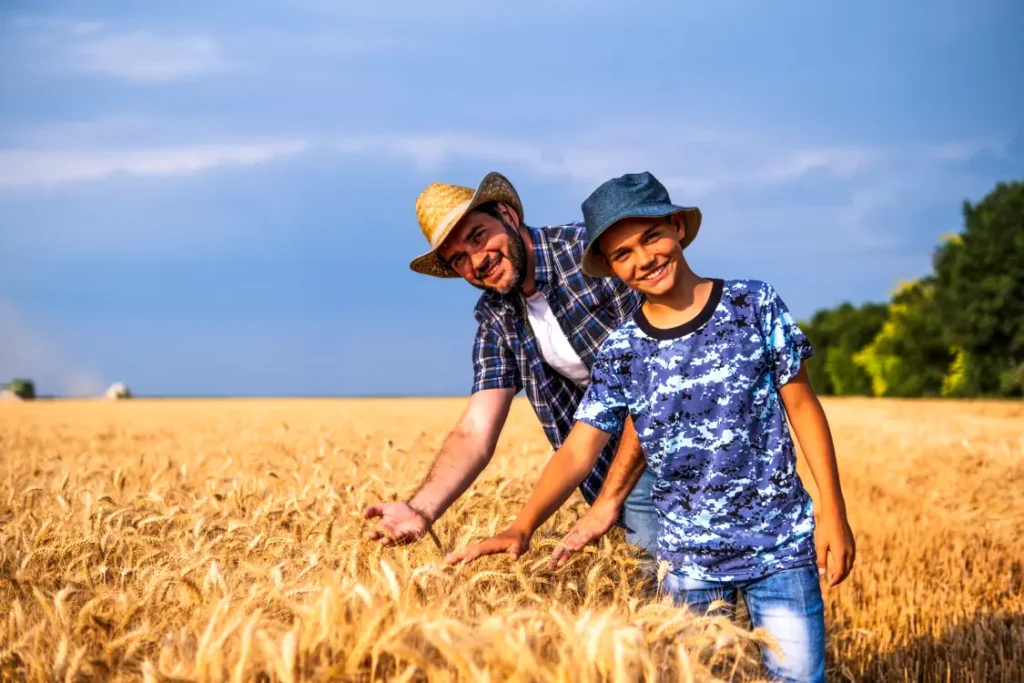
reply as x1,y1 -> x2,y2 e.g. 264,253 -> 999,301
445,547 -> 472,565
363,505 -> 383,519
840,547 -> 855,583
828,545 -> 854,586
815,539 -> 828,578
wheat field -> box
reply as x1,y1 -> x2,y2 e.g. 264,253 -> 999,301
1,398 -> 1021,682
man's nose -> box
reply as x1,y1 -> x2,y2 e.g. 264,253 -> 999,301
470,250 -> 490,274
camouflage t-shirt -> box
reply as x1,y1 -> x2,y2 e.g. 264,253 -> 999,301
575,279 -> 817,581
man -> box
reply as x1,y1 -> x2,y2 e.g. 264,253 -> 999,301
362,171 -> 658,564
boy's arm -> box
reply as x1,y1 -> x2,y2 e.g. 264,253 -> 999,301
445,421 -> 612,565
549,416 -> 644,568
778,366 -> 856,586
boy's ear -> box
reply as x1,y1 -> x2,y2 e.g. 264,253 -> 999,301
672,212 -> 687,240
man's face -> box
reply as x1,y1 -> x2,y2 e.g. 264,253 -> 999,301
437,203 -> 527,295
597,214 -> 687,296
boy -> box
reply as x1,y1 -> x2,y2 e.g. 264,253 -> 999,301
446,172 -> 855,682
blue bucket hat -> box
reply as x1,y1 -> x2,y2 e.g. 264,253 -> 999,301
580,172 -> 702,278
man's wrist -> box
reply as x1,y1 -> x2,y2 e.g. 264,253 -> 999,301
406,496 -> 439,525
589,494 -> 625,518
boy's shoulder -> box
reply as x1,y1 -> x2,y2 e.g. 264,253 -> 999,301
719,278 -> 785,314
721,278 -> 777,299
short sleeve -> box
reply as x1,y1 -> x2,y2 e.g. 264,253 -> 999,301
759,284 -> 814,387
574,347 -> 629,435
471,320 -> 522,394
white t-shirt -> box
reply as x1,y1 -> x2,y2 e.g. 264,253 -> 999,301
524,291 -> 591,386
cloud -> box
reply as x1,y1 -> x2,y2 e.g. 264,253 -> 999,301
336,126 -> 1008,259
71,31 -> 227,82
337,129 -> 1000,199
0,141 -> 308,188
0,300 -> 105,397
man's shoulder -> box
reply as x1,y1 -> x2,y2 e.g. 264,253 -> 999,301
473,291 -> 508,325
531,221 -> 588,253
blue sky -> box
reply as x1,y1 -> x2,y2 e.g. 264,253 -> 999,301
1,0 -> 1022,397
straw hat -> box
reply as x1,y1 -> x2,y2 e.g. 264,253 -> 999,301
410,172 -> 524,277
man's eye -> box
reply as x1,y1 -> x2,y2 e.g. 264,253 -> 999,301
451,255 -> 464,267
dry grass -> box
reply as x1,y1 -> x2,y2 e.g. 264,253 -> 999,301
1,397 -> 1021,682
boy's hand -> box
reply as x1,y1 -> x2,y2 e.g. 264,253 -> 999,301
548,500 -> 619,569
363,501 -> 430,545
445,528 -> 530,566
816,510 -> 856,587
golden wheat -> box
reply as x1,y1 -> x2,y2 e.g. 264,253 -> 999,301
1,397 -> 1021,682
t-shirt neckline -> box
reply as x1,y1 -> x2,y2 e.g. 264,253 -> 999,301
634,278 -> 725,340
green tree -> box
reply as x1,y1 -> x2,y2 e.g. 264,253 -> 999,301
932,180 -> 1024,396
854,280 -> 953,397
801,302 -> 888,395
7,378 -> 36,399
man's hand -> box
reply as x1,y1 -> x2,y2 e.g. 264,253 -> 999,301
445,528 -> 530,566
363,501 -> 430,545
548,500 -> 620,569
815,509 -> 856,587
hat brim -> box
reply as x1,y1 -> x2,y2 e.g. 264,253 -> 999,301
409,172 -> 524,278
581,205 -> 702,278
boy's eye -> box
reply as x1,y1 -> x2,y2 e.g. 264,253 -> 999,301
643,231 -> 660,243
612,251 -> 630,262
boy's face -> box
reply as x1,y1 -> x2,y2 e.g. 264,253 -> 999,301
597,214 -> 686,296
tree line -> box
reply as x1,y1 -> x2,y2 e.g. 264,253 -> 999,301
801,179 -> 1023,398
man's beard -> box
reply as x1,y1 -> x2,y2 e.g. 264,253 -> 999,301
471,224 -> 528,295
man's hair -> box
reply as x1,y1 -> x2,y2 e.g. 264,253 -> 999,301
472,201 -> 509,226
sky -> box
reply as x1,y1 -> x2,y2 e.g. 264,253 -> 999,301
1,0 -> 1022,397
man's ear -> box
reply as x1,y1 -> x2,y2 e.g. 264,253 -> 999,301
496,201 -> 521,228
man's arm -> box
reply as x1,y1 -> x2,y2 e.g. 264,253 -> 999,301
363,387 -> 514,544
445,421 -> 612,565
548,416 -> 645,568
778,366 -> 856,586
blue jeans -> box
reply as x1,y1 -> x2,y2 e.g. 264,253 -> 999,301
661,565 -> 826,683
620,467 -> 659,557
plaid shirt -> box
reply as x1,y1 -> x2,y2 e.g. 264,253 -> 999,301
471,222 -> 643,505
